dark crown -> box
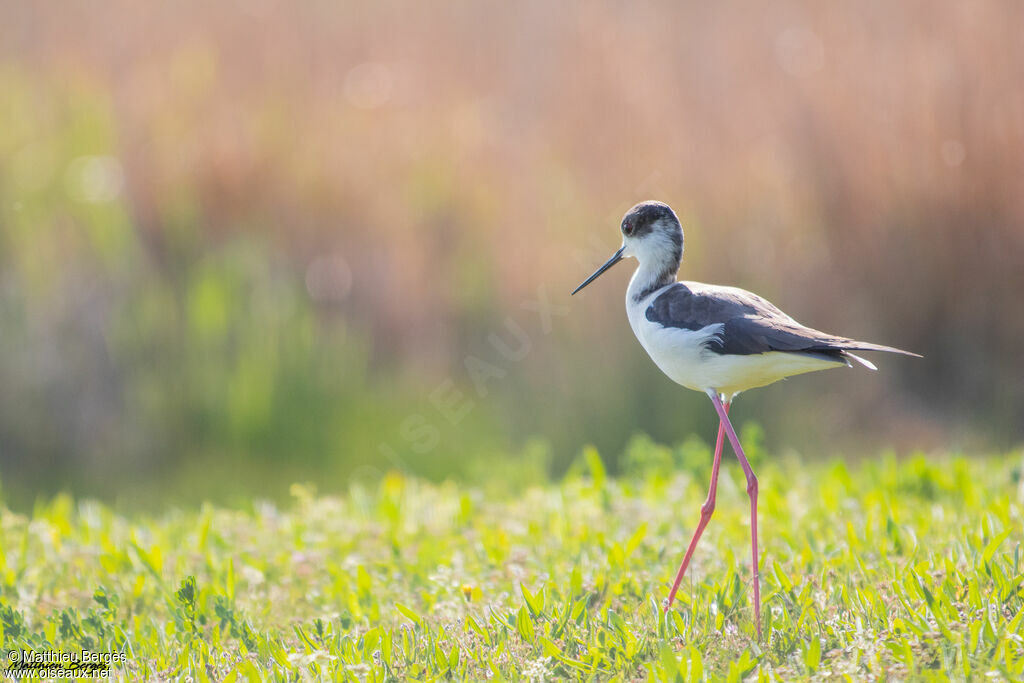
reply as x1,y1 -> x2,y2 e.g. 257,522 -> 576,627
621,201 -> 679,237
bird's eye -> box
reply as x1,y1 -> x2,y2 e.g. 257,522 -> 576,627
623,222 -> 634,236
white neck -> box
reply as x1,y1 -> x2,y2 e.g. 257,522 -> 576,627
627,258 -> 677,303
622,225 -> 683,303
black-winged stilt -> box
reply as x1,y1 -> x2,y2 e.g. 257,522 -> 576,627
572,200 -> 918,640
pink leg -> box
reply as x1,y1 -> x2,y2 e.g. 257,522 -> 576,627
664,399 -> 731,612
707,390 -> 761,641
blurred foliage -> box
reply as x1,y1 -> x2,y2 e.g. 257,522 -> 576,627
0,72 -> 508,507
1,1 -> 1023,506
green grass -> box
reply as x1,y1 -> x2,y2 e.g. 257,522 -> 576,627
1,445 -> 1023,681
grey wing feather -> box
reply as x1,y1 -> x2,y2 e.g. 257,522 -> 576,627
646,283 -> 920,359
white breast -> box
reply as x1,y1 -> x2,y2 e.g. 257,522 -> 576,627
625,283 -> 843,397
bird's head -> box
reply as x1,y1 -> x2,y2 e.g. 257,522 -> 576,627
572,200 -> 684,295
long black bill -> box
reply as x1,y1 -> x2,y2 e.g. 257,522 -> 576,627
571,246 -> 625,295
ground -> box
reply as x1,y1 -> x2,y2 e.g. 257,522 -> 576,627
1,442 -> 1023,681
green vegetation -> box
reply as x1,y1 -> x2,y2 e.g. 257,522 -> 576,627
2,445 -> 1022,681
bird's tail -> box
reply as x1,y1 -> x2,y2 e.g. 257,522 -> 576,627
841,341 -> 922,358
842,351 -> 878,370
838,341 -> 920,371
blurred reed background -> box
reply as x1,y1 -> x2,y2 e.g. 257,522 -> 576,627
1,1 -> 1022,509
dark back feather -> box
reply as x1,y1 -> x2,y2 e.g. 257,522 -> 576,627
646,282 -> 918,358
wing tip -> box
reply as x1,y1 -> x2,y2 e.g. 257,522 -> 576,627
844,341 -> 922,359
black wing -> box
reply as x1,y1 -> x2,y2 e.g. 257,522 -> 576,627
646,283 -> 917,358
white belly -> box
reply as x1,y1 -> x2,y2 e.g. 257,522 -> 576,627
626,298 -> 843,397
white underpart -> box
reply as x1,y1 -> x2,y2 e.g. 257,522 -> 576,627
624,269 -> 847,398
